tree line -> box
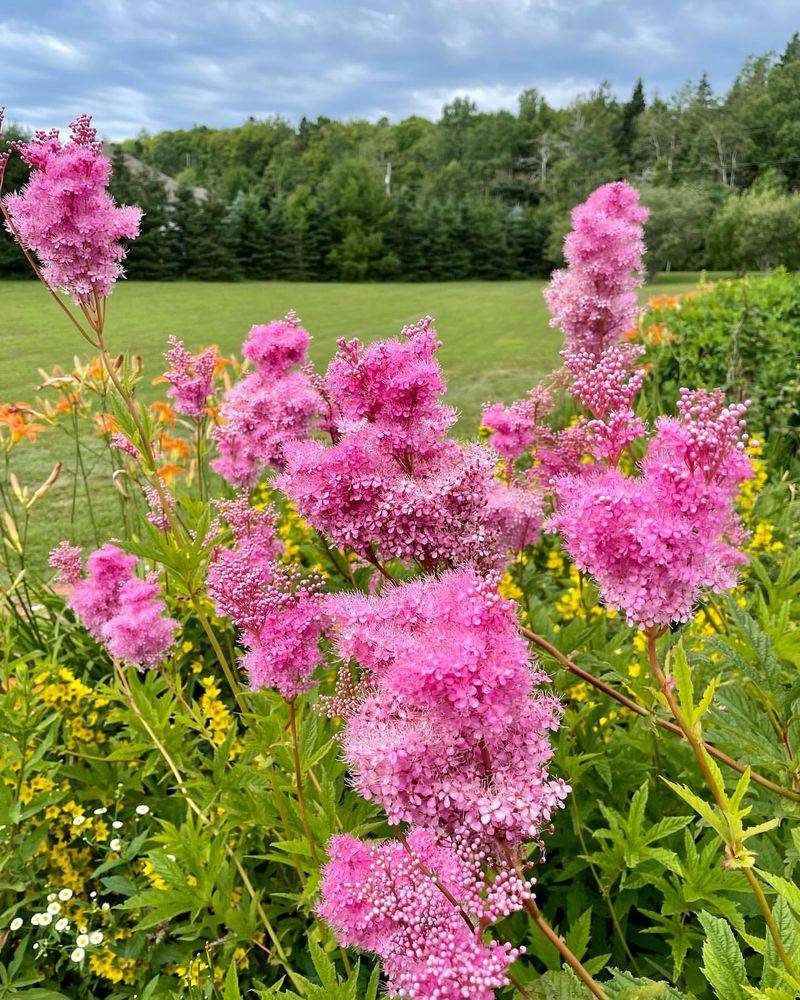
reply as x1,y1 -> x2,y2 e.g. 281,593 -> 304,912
3,33 -> 800,282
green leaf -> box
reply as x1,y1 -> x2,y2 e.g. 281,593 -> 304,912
698,911 -> 748,1000
604,966 -> 690,997
669,642 -> 695,727
663,779 -> 726,840
762,896 -> 800,989
758,870 -> 800,918
224,961 -> 242,1000
526,969 -> 594,998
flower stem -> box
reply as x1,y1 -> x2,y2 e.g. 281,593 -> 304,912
521,625 -> 800,803
646,633 -> 797,979
287,698 -> 320,866
192,598 -> 250,718
523,896 -> 608,999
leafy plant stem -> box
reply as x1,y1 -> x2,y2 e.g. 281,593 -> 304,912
113,660 -> 303,991
569,794 -> 640,973
192,597 -> 250,719
522,893 -> 608,999
287,697 -> 320,866
646,632 -> 798,979
522,625 -> 800,803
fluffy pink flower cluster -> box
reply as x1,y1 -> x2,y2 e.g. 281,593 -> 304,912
319,829 -> 528,999
327,569 -> 567,846
2,114 -> 141,301
280,319 -> 543,570
481,182 -> 650,485
49,542 -> 177,668
544,181 -> 648,356
206,497 -> 325,698
549,390 -> 753,629
212,314 -> 320,488
481,385 -> 553,462
163,336 -> 217,419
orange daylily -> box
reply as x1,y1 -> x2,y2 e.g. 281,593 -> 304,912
150,401 -> 176,426
55,393 -> 81,414
159,432 -> 191,462
157,463 -> 185,484
94,412 -> 120,436
0,403 -> 48,447
647,293 -> 682,311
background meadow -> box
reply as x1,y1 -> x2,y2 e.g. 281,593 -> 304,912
0,274 -> 709,568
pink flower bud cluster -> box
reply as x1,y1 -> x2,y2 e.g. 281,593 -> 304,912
110,433 -> 139,458
163,336 -> 217,419
49,542 -> 177,668
548,391 -> 753,629
318,828 -> 528,999
206,497 -> 325,698
144,480 -> 175,531
326,569 -> 567,846
211,314 -> 320,488
3,115 -> 141,302
544,181 -> 648,356
279,319 -> 543,571
563,343 -> 646,420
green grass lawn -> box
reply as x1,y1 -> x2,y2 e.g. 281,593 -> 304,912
0,275 -> 708,569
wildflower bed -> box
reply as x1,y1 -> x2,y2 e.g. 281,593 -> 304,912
1,112 -> 799,1000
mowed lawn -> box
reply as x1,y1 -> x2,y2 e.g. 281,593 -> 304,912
0,275 -> 705,569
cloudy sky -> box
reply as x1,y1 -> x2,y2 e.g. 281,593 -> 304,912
1,0 -> 798,140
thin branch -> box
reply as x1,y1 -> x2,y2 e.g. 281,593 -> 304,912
521,625 -> 800,803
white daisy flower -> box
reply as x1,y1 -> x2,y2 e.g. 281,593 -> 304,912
135,804 -> 150,816
76,933 -> 89,948
70,947 -> 85,962
89,930 -> 104,945
109,838 -> 121,851
47,901 -> 61,914
58,888 -> 73,902
72,815 -> 86,826
55,918 -> 69,932
9,917 -> 23,931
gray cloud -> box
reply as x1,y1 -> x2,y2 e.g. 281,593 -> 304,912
0,0 -> 797,138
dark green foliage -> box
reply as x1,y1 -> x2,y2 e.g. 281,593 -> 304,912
0,123 -> 32,278
647,270 -> 800,461
6,35 -> 800,283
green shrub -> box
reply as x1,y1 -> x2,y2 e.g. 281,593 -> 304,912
706,187 -> 800,272
645,270 -> 800,462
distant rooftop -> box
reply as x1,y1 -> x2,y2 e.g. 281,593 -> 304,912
102,143 -> 207,202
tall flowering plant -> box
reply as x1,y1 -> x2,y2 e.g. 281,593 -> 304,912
2,110 -> 797,999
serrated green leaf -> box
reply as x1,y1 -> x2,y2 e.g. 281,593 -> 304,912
698,911 -> 748,1000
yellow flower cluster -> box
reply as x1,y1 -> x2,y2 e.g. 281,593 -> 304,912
171,946 -> 249,989
554,566 -> 617,624
89,947 -> 139,985
748,522 -> 784,555
738,445 -> 767,516
199,674 -> 242,756
35,666 -> 109,749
